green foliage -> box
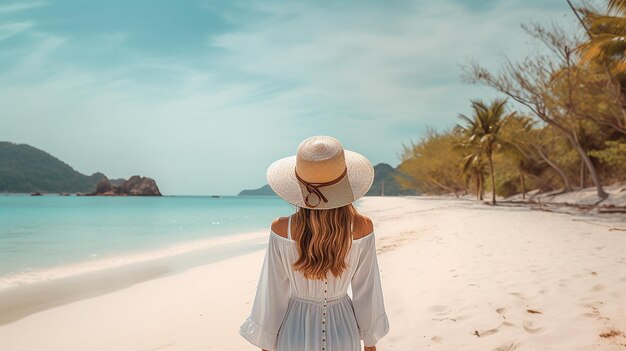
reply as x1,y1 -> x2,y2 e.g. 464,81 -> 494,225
396,128 -> 466,195
589,139 -> 626,181
491,153 -> 524,197
0,142 -> 102,193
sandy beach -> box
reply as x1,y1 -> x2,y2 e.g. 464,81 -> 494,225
1,196 -> 625,350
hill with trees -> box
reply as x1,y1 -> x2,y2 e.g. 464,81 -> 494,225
0,142 -> 105,193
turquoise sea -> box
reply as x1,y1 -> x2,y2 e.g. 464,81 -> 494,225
0,195 -> 299,289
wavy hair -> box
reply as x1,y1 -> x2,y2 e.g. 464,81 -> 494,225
290,203 -> 359,281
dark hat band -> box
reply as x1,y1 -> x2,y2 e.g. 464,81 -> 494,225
294,166 -> 348,208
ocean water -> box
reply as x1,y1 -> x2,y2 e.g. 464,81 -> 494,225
0,195 -> 296,289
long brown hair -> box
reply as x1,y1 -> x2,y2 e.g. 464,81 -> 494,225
290,203 -> 359,281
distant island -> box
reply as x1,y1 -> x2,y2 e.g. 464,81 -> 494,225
238,184 -> 276,196
238,163 -> 418,196
0,141 -> 161,196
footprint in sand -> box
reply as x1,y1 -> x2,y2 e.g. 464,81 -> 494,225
430,336 -> 444,343
591,284 -> 605,292
451,314 -> 468,321
474,321 -> 506,338
429,305 -> 449,315
581,301 -> 610,321
479,327 -> 499,337
496,307 -> 508,320
508,292 -> 528,301
523,321 -> 545,334
493,342 -> 520,351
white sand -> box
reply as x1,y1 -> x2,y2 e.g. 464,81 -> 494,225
505,182 -> 626,208
1,196 -> 625,350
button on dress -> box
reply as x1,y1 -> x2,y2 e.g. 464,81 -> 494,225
239,214 -> 390,351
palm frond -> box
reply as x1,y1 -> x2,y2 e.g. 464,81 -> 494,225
457,114 -> 475,130
608,0 -> 626,14
588,13 -> 626,36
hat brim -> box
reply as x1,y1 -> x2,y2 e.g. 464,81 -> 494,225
266,150 -> 375,209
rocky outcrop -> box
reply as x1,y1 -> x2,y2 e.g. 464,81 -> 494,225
116,175 -> 161,196
91,175 -> 162,196
109,178 -> 126,186
94,176 -> 113,194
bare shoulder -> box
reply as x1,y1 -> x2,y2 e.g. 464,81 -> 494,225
271,214 -> 373,240
353,214 -> 374,240
271,216 -> 289,238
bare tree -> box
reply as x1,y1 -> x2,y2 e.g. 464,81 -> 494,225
462,23 -> 608,199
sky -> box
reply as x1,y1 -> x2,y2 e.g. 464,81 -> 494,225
0,0 -> 581,195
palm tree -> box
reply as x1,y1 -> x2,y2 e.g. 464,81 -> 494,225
575,0 -> 626,70
452,127 -> 487,201
457,98 -> 513,205
461,149 -> 487,201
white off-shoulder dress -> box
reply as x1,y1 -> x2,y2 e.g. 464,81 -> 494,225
239,214 -> 390,351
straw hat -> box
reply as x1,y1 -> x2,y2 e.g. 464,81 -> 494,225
266,135 -> 375,210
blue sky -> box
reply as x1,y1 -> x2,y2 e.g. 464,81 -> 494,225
1,0 -> 579,195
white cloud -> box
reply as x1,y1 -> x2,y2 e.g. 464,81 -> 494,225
0,1 -> 46,13
206,0 -> 574,129
0,22 -> 33,41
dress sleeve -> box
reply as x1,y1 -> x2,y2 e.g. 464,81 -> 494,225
350,233 -> 390,347
239,232 -> 291,350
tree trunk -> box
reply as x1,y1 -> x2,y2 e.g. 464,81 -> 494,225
475,174 -> 480,201
479,174 -> 484,200
579,160 -> 585,189
531,144 -> 572,191
571,141 -> 608,198
520,173 -> 526,199
488,151 -> 496,205
563,132 -> 608,198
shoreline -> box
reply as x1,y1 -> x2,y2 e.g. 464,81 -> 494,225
1,196 -> 625,350
0,235 -> 267,326
0,229 -> 268,289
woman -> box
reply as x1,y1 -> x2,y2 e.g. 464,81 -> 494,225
239,135 -> 390,351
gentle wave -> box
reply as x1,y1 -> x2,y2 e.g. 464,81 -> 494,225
0,230 -> 269,290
